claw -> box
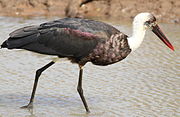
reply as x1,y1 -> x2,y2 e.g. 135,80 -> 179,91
20,103 -> 33,109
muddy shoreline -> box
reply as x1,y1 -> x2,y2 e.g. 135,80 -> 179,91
0,0 -> 179,24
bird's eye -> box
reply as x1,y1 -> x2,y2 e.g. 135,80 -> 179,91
144,21 -> 150,26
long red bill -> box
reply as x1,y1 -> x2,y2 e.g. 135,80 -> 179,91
152,25 -> 174,51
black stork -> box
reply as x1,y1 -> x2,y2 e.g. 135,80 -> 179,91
1,12 -> 174,113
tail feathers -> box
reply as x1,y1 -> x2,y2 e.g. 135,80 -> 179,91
1,25 -> 39,49
1,34 -> 38,49
9,26 -> 38,38
1,40 -> 7,48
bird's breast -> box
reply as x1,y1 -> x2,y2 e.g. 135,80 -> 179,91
86,34 -> 131,66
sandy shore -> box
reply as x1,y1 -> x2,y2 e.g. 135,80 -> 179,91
0,0 -> 179,23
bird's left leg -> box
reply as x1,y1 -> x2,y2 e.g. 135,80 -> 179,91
77,65 -> 90,113
21,60 -> 55,109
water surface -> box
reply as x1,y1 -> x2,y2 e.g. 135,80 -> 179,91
0,17 -> 179,117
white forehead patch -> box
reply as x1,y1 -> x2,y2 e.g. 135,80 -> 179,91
134,12 -> 156,24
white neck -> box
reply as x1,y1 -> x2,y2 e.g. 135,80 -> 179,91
127,20 -> 146,51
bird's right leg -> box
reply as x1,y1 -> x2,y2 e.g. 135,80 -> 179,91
77,65 -> 90,113
21,61 -> 55,109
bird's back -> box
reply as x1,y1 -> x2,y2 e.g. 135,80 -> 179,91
39,18 -> 120,38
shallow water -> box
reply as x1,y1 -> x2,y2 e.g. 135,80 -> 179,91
0,17 -> 179,117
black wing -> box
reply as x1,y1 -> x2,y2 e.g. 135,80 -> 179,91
2,18 -> 120,59
36,27 -> 102,59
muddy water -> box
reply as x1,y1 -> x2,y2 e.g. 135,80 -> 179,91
0,17 -> 179,117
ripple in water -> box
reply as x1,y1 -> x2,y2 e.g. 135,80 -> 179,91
0,17 -> 179,117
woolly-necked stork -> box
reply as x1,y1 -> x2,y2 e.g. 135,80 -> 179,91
1,12 -> 174,113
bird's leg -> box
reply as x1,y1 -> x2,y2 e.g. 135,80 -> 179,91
77,65 -> 90,113
21,61 -> 55,109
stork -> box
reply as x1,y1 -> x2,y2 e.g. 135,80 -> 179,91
1,12 -> 174,113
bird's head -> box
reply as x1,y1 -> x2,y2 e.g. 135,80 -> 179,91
133,12 -> 174,51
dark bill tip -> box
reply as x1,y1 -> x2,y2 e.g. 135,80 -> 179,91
152,24 -> 174,51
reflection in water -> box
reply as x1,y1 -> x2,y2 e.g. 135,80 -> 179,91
0,17 -> 179,117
